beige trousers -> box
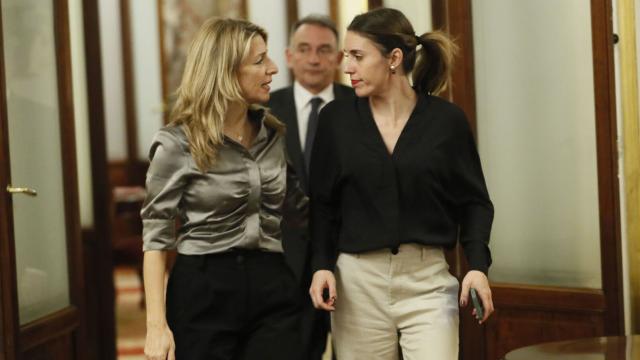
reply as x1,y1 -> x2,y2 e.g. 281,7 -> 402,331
331,244 -> 459,360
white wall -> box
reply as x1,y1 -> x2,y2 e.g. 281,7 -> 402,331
247,0 -> 290,90
99,0 -> 128,161
383,0 -> 432,35
298,0 -> 329,19
338,0 -> 368,84
68,0 -> 94,227
129,0 -> 165,160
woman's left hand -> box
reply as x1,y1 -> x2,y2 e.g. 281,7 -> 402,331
459,270 -> 494,324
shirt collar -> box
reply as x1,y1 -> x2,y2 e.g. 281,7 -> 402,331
293,81 -> 334,111
247,105 -> 269,144
223,105 -> 269,146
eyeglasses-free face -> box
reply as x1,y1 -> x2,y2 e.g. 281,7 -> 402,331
286,23 -> 343,94
238,36 -> 278,104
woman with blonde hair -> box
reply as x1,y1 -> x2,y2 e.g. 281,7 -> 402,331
141,17 -> 306,359
309,7 -> 494,359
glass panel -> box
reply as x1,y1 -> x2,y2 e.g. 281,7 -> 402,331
1,0 -> 71,323
472,0 -> 602,288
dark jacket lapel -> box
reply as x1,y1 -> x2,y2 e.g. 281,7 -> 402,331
272,86 -> 308,191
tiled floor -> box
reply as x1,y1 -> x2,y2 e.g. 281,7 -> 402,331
115,266 -> 145,359
114,265 -> 333,360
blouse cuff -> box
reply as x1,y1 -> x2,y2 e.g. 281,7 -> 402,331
464,242 -> 492,275
142,219 -> 176,251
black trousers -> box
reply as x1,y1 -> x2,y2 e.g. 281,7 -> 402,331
166,251 -> 303,360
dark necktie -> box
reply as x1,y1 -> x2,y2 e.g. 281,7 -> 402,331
304,97 -> 323,175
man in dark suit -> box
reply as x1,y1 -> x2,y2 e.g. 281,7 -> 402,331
268,14 -> 354,360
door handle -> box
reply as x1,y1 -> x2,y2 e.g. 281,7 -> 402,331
6,185 -> 37,197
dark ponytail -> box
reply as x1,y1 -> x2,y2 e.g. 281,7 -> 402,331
348,8 -> 458,95
413,31 -> 458,94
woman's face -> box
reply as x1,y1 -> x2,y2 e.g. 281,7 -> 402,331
238,35 -> 278,104
343,31 -> 392,97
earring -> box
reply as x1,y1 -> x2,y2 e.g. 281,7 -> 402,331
390,65 -> 396,74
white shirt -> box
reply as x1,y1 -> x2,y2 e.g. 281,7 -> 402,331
293,81 -> 334,152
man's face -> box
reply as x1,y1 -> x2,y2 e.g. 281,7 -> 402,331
286,24 -> 343,94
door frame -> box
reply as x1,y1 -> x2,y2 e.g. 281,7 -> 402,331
0,3 -> 20,356
0,0 -> 87,358
431,0 -> 624,358
81,0 -> 117,357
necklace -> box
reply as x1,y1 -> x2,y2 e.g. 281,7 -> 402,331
226,114 -> 250,143
226,127 -> 244,143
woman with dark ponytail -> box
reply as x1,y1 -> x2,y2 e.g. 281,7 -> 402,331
308,7 -> 494,359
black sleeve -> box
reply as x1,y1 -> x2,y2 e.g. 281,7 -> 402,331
309,106 -> 341,272
448,110 -> 494,274
283,154 -> 309,231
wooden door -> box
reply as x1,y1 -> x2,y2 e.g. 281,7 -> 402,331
432,0 -> 623,359
0,0 -> 87,358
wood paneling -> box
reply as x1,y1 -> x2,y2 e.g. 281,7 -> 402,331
156,0 -> 170,125
47,0 -> 87,358
590,0 -> 625,335
81,229 -> 104,359
109,160 -> 148,187
329,0 -> 339,25
22,333 -> 73,360
286,0 -> 298,33
120,0 -> 140,163
368,0 -> 383,10
81,0 -> 117,356
430,0 -> 477,132
487,285 -> 607,359
488,310 -> 603,360
492,285 -> 605,312
239,0 -> 248,19
19,308 -> 78,352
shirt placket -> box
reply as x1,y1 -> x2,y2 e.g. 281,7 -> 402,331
244,152 -> 262,246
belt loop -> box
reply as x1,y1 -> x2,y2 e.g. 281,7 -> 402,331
421,246 -> 426,261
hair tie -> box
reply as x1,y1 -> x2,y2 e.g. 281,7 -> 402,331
414,35 -> 421,44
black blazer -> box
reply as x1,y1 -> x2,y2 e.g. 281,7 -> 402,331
310,93 -> 494,274
268,83 -> 355,192
267,83 -> 355,282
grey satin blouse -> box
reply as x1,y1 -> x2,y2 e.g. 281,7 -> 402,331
141,108 -> 308,254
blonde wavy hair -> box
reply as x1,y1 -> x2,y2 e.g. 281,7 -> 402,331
170,17 -> 284,172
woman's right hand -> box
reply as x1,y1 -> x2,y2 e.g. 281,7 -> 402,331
144,321 -> 175,360
309,270 -> 337,311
